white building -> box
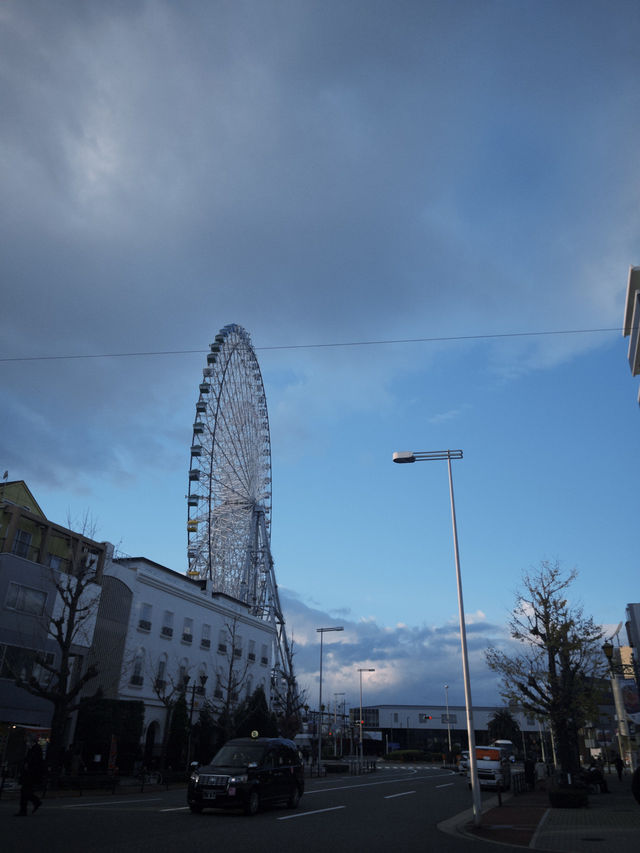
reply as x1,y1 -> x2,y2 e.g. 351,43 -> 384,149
85,554 -> 276,763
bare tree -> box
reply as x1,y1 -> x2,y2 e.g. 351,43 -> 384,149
13,520 -> 103,773
486,561 -> 604,778
142,651 -> 193,769
213,618 -> 253,741
272,636 -> 306,739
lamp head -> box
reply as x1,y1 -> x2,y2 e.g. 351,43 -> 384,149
392,451 -> 415,464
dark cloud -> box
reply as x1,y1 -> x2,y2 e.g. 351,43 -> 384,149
1,2 -> 638,642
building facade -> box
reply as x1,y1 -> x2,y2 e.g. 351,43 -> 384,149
0,481 -> 107,751
83,555 -> 276,764
349,703 -> 545,756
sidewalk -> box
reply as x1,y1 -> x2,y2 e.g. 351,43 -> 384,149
440,774 -> 640,851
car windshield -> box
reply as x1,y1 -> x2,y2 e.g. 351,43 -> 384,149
210,744 -> 267,768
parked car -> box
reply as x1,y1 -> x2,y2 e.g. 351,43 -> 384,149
187,736 -> 304,815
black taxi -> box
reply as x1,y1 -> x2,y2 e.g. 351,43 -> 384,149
187,736 -> 304,815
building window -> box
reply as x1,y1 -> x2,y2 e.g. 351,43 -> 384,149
138,603 -> 152,632
182,617 -> 193,644
155,656 -> 167,693
178,661 -> 189,691
31,651 -> 55,686
234,635 -> 243,658
161,611 -> 174,638
12,529 -> 33,559
5,582 -> 46,617
201,624 -> 211,649
260,644 -> 269,666
214,671 -> 223,699
217,629 -> 227,654
130,649 -> 145,687
248,640 -> 256,662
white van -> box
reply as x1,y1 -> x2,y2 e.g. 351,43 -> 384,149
469,745 -> 511,790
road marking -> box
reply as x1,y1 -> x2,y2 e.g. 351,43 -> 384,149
63,798 -> 163,808
306,772 -> 449,796
436,783 -> 454,789
384,791 -> 416,799
160,806 -> 190,812
277,806 -> 346,820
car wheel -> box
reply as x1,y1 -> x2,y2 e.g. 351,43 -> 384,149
189,803 -> 203,814
287,786 -> 301,809
245,789 -> 260,816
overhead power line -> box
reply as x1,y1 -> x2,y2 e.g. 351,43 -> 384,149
0,326 -> 623,364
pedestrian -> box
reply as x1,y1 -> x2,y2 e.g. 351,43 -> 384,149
632,766 -> 640,806
614,755 -> 624,781
524,757 -> 535,791
587,762 -> 610,793
14,737 -> 44,816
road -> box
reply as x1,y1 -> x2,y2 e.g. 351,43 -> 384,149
2,766 -> 523,853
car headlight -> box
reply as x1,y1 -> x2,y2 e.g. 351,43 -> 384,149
229,774 -> 248,784
190,772 -> 199,784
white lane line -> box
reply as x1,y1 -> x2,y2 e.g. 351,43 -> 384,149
306,776 -> 418,795
436,783 -> 454,789
160,806 -> 190,812
384,791 -> 416,799
277,806 -> 346,821
63,798 -> 163,808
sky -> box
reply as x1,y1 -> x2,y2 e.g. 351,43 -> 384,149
2,0 -> 640,715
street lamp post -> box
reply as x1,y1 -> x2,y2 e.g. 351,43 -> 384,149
358,667 -> 375,762
444,684 -> 452,754
393,449 -> 482,826
317,626 -> 344,772
334,692 -> 345,756
602,641 -> 637,771
185,672 -> 208,768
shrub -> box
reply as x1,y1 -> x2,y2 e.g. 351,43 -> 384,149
384,749 -> 427,762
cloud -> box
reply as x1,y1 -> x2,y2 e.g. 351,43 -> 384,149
280,588 -> 505,708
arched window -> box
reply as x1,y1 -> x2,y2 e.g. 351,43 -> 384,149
155,654 -> 168,693
131,648 -> 145,687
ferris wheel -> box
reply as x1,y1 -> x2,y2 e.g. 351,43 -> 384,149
186,324 -> 296,712
187,324 -> 272,601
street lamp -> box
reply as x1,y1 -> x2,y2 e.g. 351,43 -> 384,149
334,692 -> 345,756
444,684 -> 452,754
392,448 -> 482,826
317,626 -> 344,771
358,667 -> 375,762
185,672 -> 208,768
602,641 -> 637,771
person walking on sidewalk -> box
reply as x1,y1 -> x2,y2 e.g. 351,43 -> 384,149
632,766 -> 640,806
15,738 -> 44,816
614,755 -> 624,781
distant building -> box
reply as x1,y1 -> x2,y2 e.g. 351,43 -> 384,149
0,480 -> 107,734
626,604 -> 640,655
622,265 -> 640,404
347,703 -> 544,757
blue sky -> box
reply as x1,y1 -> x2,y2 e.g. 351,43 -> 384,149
2,0 -> 639,712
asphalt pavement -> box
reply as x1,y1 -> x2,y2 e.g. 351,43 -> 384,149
439,772 -> 640,852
